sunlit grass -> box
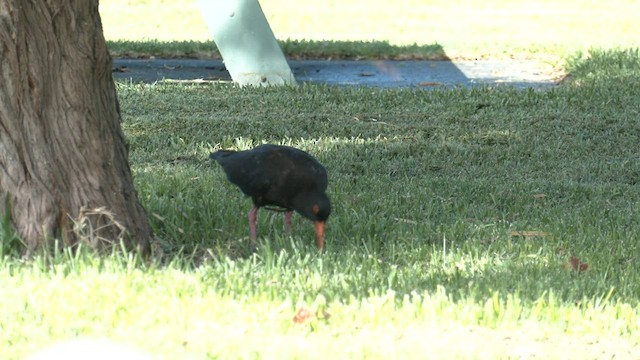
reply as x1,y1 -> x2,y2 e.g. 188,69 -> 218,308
2,249 -> 640,359
100,0 -> 640,59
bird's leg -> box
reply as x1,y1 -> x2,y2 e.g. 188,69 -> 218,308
314,221 -> 325,250
249,206 -> 259,247
284,211 -> 293,234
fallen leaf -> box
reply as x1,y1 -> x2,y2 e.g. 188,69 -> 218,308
510,231 -> 549,238
418,82 -> 441,87
293,307 -> 314,324
566,256 -> 589,272
532,193 -> 547,199
568,256 -> 579,269
580,263 -> 589,272
316,308 -> 331,320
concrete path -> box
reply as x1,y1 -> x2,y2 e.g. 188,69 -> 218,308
112,58 -> 559,88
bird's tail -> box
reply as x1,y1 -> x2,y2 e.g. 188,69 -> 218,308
209,150 -> 236,161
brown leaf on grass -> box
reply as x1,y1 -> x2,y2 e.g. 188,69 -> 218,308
568,256 -> 579,270
293,307 -> 314,324
418,82 -> 441,87
532,193 -> 547,199
566,256 -> 589,272
317,308 -> 331,320
510,231 -> 549,238
580,263 -> 589,272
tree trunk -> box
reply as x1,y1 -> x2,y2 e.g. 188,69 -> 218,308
0,1 -> 152,256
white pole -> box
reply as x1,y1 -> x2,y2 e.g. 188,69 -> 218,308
198,0 -> 296,86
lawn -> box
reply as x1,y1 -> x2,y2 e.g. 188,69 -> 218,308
100,0 -> 640,60
2,49 -> 640,358
4,1 -> 640,357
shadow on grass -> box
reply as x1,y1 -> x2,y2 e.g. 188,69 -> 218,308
120,48 -> 640,303
107,39 -> 448,60
110,40 -> 486,88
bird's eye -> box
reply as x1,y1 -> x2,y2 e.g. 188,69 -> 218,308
312,204 -> 320,215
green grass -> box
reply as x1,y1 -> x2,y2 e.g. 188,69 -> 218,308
3,250 -> 640,359
100,0 -> 640,60
106,40 -> 222,59
107,39 -> 448,60
565,48 -> 640,84
2,49 -> 640,358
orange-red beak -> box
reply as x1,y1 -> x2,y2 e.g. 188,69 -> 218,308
314,221 -> 325,250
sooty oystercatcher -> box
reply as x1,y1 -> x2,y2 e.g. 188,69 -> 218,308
210,144 -> 331,249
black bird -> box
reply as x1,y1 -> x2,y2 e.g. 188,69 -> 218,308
210,144 -> 331,249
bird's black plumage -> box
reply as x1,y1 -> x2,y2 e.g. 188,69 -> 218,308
210,144 -> 331,248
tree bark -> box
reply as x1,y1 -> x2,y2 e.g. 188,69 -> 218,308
0,1 -> 152,256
